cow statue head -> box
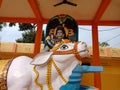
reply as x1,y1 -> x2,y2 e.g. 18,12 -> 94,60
31,40 -> 89,66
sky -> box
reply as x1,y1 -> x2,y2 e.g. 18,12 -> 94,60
79,26 -> 120,48
0,24 -> 120,48
0,24 -> 24,42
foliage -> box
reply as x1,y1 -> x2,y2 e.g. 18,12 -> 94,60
18,23 -> 37,31
16,23 -> 45,43
8,23 -> 16,27
99,42 -> 110,47
0,22 -> 45,43
16,29 -> 45,43
0,22 -> 7,31
15,23 -> 36,43
16,30 -> 36,43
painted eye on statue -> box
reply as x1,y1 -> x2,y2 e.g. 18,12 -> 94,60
60,45 -> 68,50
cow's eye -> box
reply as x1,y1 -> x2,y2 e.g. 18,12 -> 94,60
60,45 -> 68,50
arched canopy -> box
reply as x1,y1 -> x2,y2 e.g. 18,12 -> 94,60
0,0 -> 120,25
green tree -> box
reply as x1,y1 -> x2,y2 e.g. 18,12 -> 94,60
16,23 -> 45,43
0,22 -> 7,31
0,22 -> 45,43
99,42 -> 110,47
18,23 -> 37,31
16,30 -> 36,43
16,23 -> 36,43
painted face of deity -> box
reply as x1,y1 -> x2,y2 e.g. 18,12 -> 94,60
56,29 -> 64,39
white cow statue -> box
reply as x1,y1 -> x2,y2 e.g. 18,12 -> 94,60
0,41 -> 101,90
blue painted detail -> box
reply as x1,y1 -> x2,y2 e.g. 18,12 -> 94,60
73,65 -> 103,73
60,84 -> 95,90
80,85 -> 95,90
60,83 -> 80,90
60,65 -> 103,90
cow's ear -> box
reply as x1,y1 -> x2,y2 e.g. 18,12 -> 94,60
30,52 -> 53,66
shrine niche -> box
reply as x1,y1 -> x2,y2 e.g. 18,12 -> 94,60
45,14 -> 78,42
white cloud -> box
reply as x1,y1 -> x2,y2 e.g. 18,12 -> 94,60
0,24 -> 23,42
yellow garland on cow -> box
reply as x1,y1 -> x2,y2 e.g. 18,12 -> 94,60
46,59 -> 53,90
33,58 -> 67,90
33,66 -> 43,90
52,58 -> 67,83
46,58 -> 67,90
